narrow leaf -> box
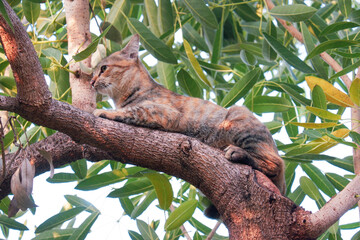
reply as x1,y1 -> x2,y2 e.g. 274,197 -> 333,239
338,0 -> 352,18
64,195 -> 99,213
287,186 -> 305,205
320,22 -> 359,36
330,59 -> 360,80
270,4 -> 317,22
157,61 -> 176,92
290,122 -> 337,129
306,106 -> 341,120
182,0 -> 218,29
300,176 -> 326,207
183,39 -> 211,87
220,68 -> 261,107
350,78 -> 360,106
127,18 -> 177,64
22,0 -> 40,24
75,169 -> 127,190
108,178 -> 153,198
130,190 -> 156,219
144,173 -> 173,210
312,85 -> 327,110
177,69 -> 202,98
263,33 -> 315,73
325,173 -> 350,191
70,159 -> 87,179
129,230 -> 144,240
68,211 -> 99,240
262,20 -> 277,62
306,76 -> 354,107
158,0 -> 174,34
165,200 -> 197,231
245,96 -> 291,113
35,207 -> 86,233
182,23 -> 208,52
136,219 -> 159,240
0,215 -> 28,230
306,40 -> 359,60
300,22 -> 327,79
301,163 -> 336,197
73,26 -> 111,62
144,0 -> 160,36
47,173 -> 79,183
32,229 -> 75,240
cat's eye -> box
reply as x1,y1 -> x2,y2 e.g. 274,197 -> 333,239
100,65 -> 107,74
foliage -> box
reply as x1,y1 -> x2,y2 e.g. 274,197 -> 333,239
0,0 -> 359,239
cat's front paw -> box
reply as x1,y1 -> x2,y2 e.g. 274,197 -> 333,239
224,145 -> 256,168
93,109 -> 108,118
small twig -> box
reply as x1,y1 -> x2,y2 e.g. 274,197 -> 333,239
169,204 -> 192,240
0,117 -> 6,180
205,221 -> 221,240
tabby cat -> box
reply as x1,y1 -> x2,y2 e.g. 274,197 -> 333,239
90,34 -> 285,218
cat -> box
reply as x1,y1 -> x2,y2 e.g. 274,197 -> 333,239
90,34 -> 285,219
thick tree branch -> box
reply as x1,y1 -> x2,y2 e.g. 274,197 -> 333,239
0,0 -> 51,105
0,0 -> 358,239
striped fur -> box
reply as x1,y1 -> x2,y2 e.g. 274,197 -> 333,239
91,35 -> 285,218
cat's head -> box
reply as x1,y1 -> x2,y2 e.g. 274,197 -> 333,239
90,34 -> 140,97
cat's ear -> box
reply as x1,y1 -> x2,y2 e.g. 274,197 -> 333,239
120,34 -> 140,59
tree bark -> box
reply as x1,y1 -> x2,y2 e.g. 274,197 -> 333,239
0,0 -> 359,239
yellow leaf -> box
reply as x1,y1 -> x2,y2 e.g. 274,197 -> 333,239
308,128 -> 350,154
350,78 -> 360,106
183,39 -> 212,87
305,76 -> 354,107
305,106 -> 341,120
290,122 -> 337,129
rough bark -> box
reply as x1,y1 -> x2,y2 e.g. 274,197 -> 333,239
0,0 -> 359,239
64,0 -> 96,112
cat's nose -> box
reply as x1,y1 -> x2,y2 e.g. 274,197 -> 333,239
90,78 -> 96,87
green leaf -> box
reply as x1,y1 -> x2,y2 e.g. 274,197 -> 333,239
182,0 -> 218,29
350,9 -> 360,24
320,22 -> 359,36
64,195 -> 99,213
330,59 -> 360,80
0,215 -> 28,230
119,197 -> 134,216
46,173 -> 79,183
165,200 -> 197,231
306,106 -> 341,121
350,78 -> 360,106
75,169 -> 127,190
264,81 -> 311,106
144,173 -> 173,210
35,207 -> 86,233
287,186 -> 305,205
338,0 -> 352,18
262,20 -> 277,62
130,190 -> 157,219
240,50 -> 257,66
73,26 -> 111,62
182,23 -> 209,52
0,0 -> 14,31
262,33 -> 315,73
127,18 -> 177,64
22,0 -> 40,24
158,0 -> 174,34
300,22 -> 328,79
87,160 -> 110,178
183,39 -> 211,87
306,40 -> 360,60
282,96 -> 298,139
157,61 -> 176,92
269,4 -> 317,22
70,159 -> 87,179
245,96 -> 291,114
144,0 -> 160,36
220,68 -> 261,107
300,176 -> 326,207
211,7 -> 227,64
177,69 -> 202,98
68,211 -> 99,240
301,163 -> 336,197
108,178 -> 154,198
350,131 -> 360,145
33,229 -> 76,240
325,173 -> 350,191
340,222 -> 360,230
128,230 -> 144,240
136,219 -> 159,240
290,122 -> 337,129
312,85 -> 327,110
106,0 -> 130,34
